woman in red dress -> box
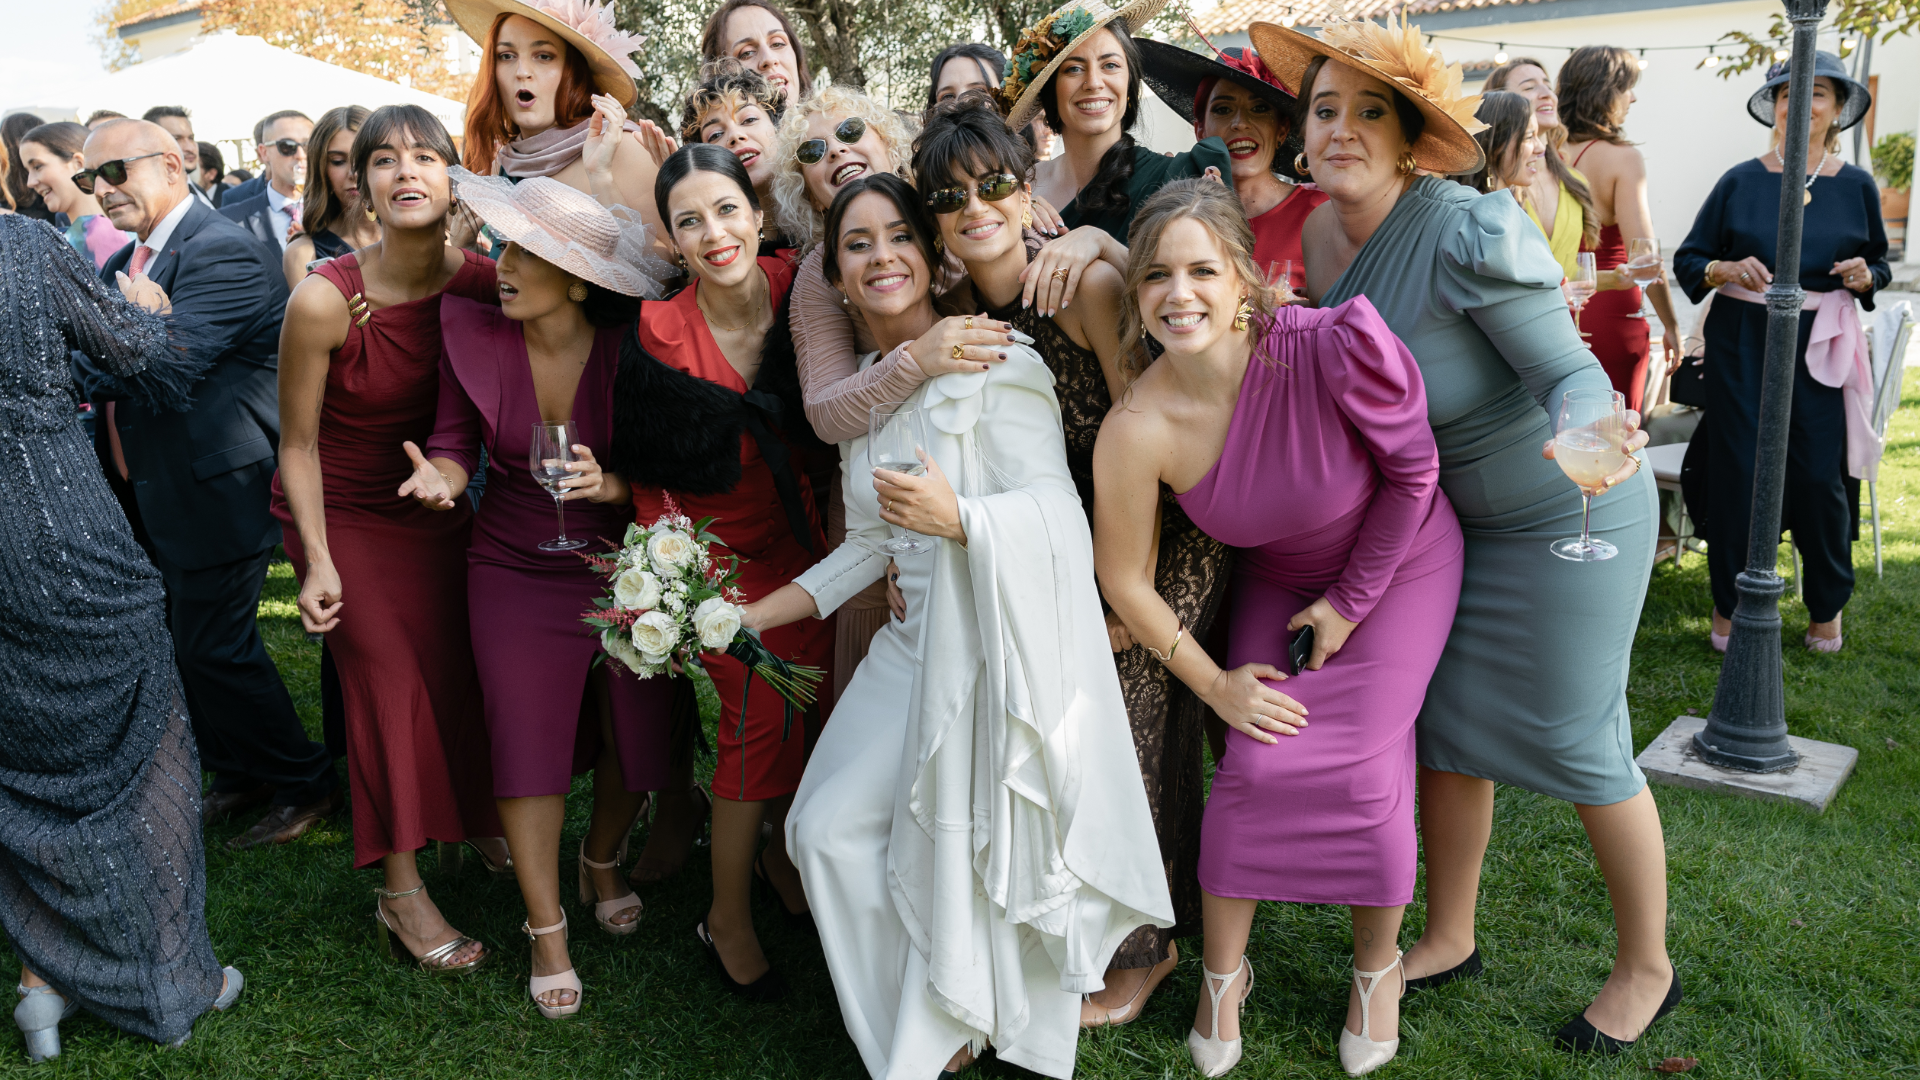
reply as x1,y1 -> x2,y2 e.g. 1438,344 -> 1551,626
610,144 -> 831,1002
276,105 -> 503,973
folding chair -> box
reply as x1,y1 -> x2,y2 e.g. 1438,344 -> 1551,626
1866,302 -> 1914,578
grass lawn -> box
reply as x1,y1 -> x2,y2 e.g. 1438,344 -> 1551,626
5,370 -> 1918,1079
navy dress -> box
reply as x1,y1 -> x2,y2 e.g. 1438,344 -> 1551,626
1672,158 -> 1888,623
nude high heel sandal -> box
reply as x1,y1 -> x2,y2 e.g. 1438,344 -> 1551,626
578,839 -> 643,935
14,984 -> 79,1063
524,914 -> 583,1019
1187,957 -> 1252,1078
1338,950 -> 1404,1077
374,884 -> 488,973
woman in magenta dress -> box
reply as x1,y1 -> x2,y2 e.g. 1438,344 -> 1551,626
399,170 -> 671,1017
276,106 -> 502,974
1094,180 -> 1463,1078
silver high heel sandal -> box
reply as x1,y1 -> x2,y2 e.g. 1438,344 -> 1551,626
374,884 -> 488,973
14,984 -> 79,1064
1337,950 -> 1404,1077
524,914 -> 583,1019
578,839 -> 643,935
1187,957 -> 1252,1078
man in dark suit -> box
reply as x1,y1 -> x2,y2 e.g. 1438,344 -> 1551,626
221,110 -> 312,258
83,119 -> 338,850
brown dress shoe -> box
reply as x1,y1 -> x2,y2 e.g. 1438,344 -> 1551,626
226,789 -> 344,851
201,784 -> 272,826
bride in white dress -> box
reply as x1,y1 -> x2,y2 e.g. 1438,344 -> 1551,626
741,175 -> 1171,1079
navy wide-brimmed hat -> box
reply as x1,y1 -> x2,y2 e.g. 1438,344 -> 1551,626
1746,50 -> 1872,132
1136,37 -> 1307,181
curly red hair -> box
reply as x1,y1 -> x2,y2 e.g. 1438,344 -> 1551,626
462,12 -> 598,174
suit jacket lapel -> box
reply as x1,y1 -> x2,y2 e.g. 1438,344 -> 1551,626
150,199 -> 213,290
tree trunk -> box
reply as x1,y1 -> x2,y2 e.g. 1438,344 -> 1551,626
786,0 -> 866,89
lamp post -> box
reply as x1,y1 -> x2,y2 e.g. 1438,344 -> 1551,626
1693,0 -> 1829,772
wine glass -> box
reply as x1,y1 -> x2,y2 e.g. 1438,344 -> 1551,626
1627,237 -> 1662,318
1264,259 -> 1296,304
1563,251 -> 1598,339
1550,388 -> 1628,562
868,402 -> 934,556
530,420 -> 587,552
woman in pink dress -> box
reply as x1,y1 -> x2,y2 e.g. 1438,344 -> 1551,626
1094,180 -> 1463,1078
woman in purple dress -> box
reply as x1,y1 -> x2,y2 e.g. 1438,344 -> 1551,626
1094,180 -> 1463,1078
398,170 -> 669,1018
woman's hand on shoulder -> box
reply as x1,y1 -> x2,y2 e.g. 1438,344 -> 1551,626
1204,664 -> 1308,744
1028,193 -> 1067,238
905,314 -> 1017,376
1286,597 -> 1357,671
1022,225 -> 1119,316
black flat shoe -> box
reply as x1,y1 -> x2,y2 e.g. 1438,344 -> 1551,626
695,921 -> 788,1003
753,853 -> 819,937
1403,946 -> 1483,993
1553,967 -> 1683,1054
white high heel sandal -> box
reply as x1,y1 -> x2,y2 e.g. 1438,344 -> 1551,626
1186,957 -> 1252,1077
1337,949 -> 1403,1077
578,839 -> 643,935
524,913 -> 583,1019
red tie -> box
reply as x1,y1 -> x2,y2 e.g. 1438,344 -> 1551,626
105,245 -> 156,481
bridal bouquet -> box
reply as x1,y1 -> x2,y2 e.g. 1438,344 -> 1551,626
582,509 -> 823,710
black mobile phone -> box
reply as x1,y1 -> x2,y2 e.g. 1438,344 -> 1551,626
1289,625 -> 1315,674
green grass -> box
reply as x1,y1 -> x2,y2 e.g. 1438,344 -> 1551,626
6,370 -> 1920,1079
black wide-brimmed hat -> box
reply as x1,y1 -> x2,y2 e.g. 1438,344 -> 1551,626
1746,50 -> 1872,132
1136,37 -> 1306,180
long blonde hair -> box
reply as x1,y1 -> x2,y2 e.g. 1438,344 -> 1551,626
1119,178 -> 1277,385
770,82 -> 916,251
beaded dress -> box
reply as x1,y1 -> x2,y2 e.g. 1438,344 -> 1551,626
0,216 -> 226,1044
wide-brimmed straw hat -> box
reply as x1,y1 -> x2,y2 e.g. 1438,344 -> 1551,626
1248,14 -> 1486,175
445,0 -> 645,106
1136,37 -> 1306,180
450,167 -> 665,296
998,0 -> 1171,132
1746,50 -> 1872,133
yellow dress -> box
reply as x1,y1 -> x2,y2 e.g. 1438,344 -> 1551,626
1524,172 -> 1587,280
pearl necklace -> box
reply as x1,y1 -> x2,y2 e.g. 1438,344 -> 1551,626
1775,147 -> 1833,206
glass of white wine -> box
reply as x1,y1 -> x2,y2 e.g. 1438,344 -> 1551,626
1550,388 -> 1628,562
1563,251 -> 1598,337
1627,237 -> 1662,318
530,420 -> 587,552
868,402 -> 934,556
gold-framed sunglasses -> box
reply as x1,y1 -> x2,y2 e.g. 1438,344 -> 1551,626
72,152 -> 166,195
924,173 -> 1018,215
795,116 -> 866,165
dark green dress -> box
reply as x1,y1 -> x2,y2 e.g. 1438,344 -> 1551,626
1059,137 -> 1234,244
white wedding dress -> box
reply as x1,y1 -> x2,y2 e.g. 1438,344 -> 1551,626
787,346 -> 1173,1080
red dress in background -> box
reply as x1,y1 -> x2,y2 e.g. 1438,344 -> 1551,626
270,250 -> 504,868
628,257 -> 833,802
1571,143 -> 1653,411
1249,184 -> 1330,296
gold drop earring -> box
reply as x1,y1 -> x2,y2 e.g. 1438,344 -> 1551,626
1232,297 -> 1254,332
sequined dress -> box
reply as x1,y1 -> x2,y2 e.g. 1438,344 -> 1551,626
981,292 -> 1230,968
0,216 -> 225,1044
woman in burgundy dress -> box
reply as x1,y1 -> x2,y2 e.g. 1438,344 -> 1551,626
399,170 -> 670,1017
610,144 -> 832,1002
276,105 -> 503,973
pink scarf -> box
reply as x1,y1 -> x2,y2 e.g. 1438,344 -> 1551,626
495,116 -> 640,179
1719,282 -> 1882,480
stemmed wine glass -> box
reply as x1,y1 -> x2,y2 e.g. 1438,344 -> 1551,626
1265,259 -> 1296,304
868,402 -> 934,556
1550,388 -> 1628,562
1563,251 -> 1598,337
531,420 -> 587,552
1627,237 -> 1663,318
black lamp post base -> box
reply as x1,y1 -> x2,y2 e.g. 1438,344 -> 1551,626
1696,569 -> 1800,773
1692,730 -> 1800,773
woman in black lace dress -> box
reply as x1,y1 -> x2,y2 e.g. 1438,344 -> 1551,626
0,216 -> 240,1061
912,96 -> 1230,1025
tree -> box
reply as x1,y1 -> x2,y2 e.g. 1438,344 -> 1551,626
198,0 -> 471,98
1710,0 -> 1918,77
94,0 -> 191,69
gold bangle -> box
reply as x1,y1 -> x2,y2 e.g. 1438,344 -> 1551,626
1145,617 -> 1185,665
1703,260 -> 1721,289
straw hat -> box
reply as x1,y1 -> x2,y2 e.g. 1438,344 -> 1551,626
1248,14 -> 1486,176
998,0 -> 1171,132
450,167 -> 666,296
444,0 -> 646,106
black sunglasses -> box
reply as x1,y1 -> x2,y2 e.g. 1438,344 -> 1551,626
924,172 -> 1019,215
71,152 -> 166,195
795,116 -> 866,165
262,138 -> 304,157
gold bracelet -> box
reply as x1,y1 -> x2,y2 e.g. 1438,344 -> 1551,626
1703,259 -> 1721,289
1145,617 -> 1185,665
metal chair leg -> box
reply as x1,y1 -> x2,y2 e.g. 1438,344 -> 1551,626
1870,479 -> 1882,579
1791,540 -> 1803,601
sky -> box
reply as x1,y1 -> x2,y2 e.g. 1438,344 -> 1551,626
0,2 -> 111,114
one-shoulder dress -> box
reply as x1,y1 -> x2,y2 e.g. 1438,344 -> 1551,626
270,251 -> 504,867
1177,298 -> 1463,903
1318,177 -> 1658,806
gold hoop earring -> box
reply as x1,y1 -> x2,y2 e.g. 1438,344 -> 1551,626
1232,297 -> 1254,332
568,281 -> 589,302
1295,152 -> 1310,175
1397,149 -> 1417,175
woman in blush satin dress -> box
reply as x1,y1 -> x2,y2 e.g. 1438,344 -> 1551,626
1095,180 -> 1461,1078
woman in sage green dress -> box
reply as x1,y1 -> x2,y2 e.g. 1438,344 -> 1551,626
1256,16 -> 1678,1058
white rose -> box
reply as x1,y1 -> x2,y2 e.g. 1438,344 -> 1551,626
601,628 -> 648,674
630,609 -> 681,657
646,529 -> 699,572
612,567 -> 661,611
693,596 -> 742,650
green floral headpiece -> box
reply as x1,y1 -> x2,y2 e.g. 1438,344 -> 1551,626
995,6 -> 1097,118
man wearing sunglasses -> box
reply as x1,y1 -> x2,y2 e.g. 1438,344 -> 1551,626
81,120 -> 338,851
219,110 -> 312,255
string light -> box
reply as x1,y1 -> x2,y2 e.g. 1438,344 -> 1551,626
1493,43 -> 1508,64
1774,48 -> 1791,60
1637,48 -> 1649,71
1402,31 -> 1857,75
1704,47 -> 1719,69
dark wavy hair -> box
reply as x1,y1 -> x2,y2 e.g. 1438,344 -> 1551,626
303,105 -> 371,236
1293,55 -> 1425,156
1485,57 -> 1598,247
926,42 -> 1006,110
1458,91 -> 1534,193
1038,25 -> 1143,224
1557,45 -> 1639,146
699,0 -> 813,103
351,105 -> 458,193
654,141 -> 760,229
913,92 -> 1037,192
1,112 -> 46,213
820,173 -> 942,289
679,58 -> 785,145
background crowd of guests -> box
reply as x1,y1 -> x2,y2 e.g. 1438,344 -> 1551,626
0,0 -> 1889,1075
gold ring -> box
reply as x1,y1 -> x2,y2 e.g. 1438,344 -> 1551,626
1051,268 -> 1069,281
952,344 -> 965,360
965,316 -> 973,330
